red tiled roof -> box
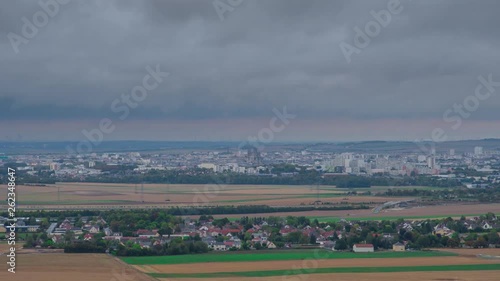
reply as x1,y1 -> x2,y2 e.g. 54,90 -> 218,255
354,244 -> 373,248
221,229 -> 241,235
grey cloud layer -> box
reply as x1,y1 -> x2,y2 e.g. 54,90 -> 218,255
1,0 -> 499,121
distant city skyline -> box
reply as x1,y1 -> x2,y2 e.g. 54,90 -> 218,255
1,0 -> 500,141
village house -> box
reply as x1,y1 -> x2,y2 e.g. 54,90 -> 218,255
212,242 -> 227,251
266,241 -> 277,249
136,229 -> 159,238
138,238 -> 152,248
353,244 -> 374,253
224,241 -> 235,249
322,241 -> 336,251
71,227 -> 83,235
392,242 -> 405,252
95,217 -> 107,225
279,226 -> 296,236
103,227 -> 113,236
46,223 -> 57,236
482,222 -> 492,230
89,225 -> 100,234
105,232 -> 123,241
433,225 -> 455,237
202,236 -> 216,244
84,233 -> 95,241
52,235 -> 64,244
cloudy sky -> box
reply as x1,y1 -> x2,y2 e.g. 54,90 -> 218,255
1,0 -> 499,142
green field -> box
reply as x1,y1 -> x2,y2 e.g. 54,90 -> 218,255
121,250 -> 456,265
147,264 -> 500,278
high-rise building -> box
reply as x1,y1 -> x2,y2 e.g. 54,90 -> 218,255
449,149 -> 455,156
474,146 -> 483,155
426,156 -> 435,169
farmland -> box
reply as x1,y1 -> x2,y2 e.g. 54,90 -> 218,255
0,183 -> 492,210
0,253 -> 153,281
0,249 -> 498,281
122,249 -> 455,265
159,271 -> 500,281
2,182 -> 499,223
123,249 -> 500,280
2,182 -> 409,208
215,203 -> 500,221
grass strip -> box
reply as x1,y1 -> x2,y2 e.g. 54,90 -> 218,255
147,264 -> 500,278
122,250 -> 456,265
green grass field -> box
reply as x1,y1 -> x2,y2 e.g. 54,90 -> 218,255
121,250 -> 456,265
147,264 -> 500,278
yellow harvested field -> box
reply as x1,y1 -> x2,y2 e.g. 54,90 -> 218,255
0,182 -> 410,209
2,182 -> 497,222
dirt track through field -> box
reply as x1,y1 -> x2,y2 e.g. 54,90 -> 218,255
161,270 -> 500,281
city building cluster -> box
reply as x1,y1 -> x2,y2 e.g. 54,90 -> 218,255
2,145 -> 499,187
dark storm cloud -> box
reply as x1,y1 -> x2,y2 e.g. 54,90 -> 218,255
1,0 -> 500,123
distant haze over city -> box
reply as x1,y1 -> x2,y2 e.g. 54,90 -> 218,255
1,0 -> 500,141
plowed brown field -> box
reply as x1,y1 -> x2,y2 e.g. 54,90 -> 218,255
0,253 -> 153,281
161,271 -> 500,281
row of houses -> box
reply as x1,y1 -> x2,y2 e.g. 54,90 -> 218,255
0,216 -> 41,233
46,217 -> 107,243
29,213 -> 499,252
